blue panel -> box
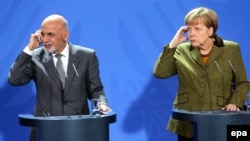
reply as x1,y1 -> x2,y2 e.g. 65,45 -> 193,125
0,0 -> 249,141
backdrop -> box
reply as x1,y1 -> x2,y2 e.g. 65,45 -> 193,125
0,0 -> 249,141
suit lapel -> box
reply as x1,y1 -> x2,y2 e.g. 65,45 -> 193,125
190,48 -> 204,66
64,44 -> 80,95
42,50 -> 63,90
206,45 -> 224,66
190,45 -> 224,67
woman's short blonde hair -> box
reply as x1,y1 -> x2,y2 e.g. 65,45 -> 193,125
185,7 -> 218,36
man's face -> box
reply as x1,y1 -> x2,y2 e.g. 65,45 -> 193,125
41,20 -> 68,54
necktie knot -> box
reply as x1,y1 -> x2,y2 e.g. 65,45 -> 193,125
55,54 -> 63,60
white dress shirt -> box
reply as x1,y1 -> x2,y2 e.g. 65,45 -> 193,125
23,44 -> 69,77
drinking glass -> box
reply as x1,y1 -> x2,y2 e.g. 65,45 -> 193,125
91,99 -> 101,116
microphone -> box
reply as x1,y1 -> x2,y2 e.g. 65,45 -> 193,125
214,60 -> 226,107
72,63 -> 79,77
228,60 -> 238,111
42,112 -> 51,118
72,63 -> 81,117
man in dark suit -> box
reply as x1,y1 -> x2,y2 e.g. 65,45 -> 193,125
8,14 -> 110,141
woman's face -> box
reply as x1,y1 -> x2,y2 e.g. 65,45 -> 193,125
187,23 -> 213,48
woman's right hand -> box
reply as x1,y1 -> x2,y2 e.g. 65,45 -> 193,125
169,26 -> 189,48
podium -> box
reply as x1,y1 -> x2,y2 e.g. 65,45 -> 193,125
172,109 -> 250,141
19,112 -> 116,141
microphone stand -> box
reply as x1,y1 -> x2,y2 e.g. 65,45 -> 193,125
214,60 -> 226,107
72,63 -> 81,117
228,60 -> 238,111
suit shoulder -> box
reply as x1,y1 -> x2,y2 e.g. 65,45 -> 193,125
33,47 -> 43,53
223,40 -> 239,47
178,42 -> 191,48
177,42 -> 191,51
221,40 -> 242,53
32,47 -> 46,57
72,44 -> 96,54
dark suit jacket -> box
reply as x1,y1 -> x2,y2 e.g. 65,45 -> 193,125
8,42 -> 107,117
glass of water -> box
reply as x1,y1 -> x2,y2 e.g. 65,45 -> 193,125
91,99 -> 101,116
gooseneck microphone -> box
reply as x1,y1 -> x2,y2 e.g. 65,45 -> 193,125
72,63 -> 79,77
72,63 -> 81,117
228,60 -> 238,111
214,60 -> 226,107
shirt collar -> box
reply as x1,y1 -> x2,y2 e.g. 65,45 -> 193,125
53,43 -> 69,57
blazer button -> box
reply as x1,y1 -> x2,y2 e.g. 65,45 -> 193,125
201,75 -> 205,79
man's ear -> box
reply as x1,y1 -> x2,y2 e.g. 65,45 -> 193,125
63,31 -> 70,41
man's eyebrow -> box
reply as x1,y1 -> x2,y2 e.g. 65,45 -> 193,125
41,32 -> 54,35
47,32 -> 54,35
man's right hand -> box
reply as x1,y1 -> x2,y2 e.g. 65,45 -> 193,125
27,29 -> 42,51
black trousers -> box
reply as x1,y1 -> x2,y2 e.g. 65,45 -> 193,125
178,135 -> 194,141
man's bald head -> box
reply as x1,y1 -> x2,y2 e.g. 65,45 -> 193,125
42,14 -> 69,32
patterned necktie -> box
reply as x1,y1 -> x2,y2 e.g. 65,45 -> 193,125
55,54 -> 65,88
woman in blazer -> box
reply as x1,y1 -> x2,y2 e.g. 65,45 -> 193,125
153,7 -> 249,141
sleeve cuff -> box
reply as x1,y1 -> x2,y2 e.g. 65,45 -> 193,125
23,46 -> 34,55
